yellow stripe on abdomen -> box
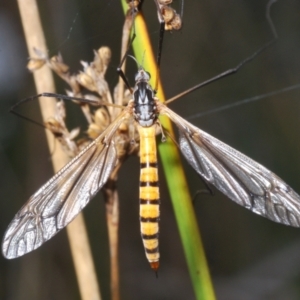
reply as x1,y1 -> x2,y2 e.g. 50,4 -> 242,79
138,125 -> 160,271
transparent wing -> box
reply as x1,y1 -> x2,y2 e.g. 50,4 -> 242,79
159,103 -> 300,227
2,111 -> 129,259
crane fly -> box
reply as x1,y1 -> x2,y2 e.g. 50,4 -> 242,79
3,61 -> 300,270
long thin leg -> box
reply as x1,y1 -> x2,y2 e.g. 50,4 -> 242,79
153,0 -> 166,92
117,30 -> 136,93
165,0 -> 278,105
154,21 -> 165,93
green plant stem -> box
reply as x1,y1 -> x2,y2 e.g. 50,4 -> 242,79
120,1 -> 216,299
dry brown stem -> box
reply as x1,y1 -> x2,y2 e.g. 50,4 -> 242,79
17,1 -> 101,299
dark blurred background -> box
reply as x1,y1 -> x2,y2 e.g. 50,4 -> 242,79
0,0 -> 300,299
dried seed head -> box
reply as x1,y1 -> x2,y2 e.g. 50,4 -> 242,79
50,54 -> 69,74
113,84 -> 132,106
170,14 -> 182,30
27,48 -> 48,71
93,50 -> 104,74
118,122 -> 128,133
90,47 -> 111,75
55,100 -> 66,119
68,127 -> 80,140
68,75 -> 81,94
98,47 -> 111,67
87,123 -> 102,139
114,135 -> 129,158
83,64 -> 94,78
27,58 -> 46,71
87,107 -> 111,139
94,78 -> 109,97
94,108 -> 110,127
29,45 -> 119,158
45,117 -> 64,136
126,0 -> 140,9
158,0 -> 173,5
77,71 -> 97,92
161,6 -> 175,24
80,60 -> 89,70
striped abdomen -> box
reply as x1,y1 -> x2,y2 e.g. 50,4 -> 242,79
138,125 -> 160,271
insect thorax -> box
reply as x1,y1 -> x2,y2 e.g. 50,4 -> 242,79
133,81 -> 157,127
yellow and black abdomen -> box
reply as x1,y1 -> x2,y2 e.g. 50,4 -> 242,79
138,125 -> 160,271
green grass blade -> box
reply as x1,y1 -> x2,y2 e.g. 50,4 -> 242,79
120,2 -> 216,298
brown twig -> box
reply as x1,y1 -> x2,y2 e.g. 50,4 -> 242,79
17,1 -> 102,299
103,7 -> 137,300
103,164 -> 122,300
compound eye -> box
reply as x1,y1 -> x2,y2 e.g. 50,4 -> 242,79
135,71 -> 142,81
146,71 -> 151,79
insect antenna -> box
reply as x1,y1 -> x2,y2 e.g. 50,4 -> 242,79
9,92 -> 124,132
